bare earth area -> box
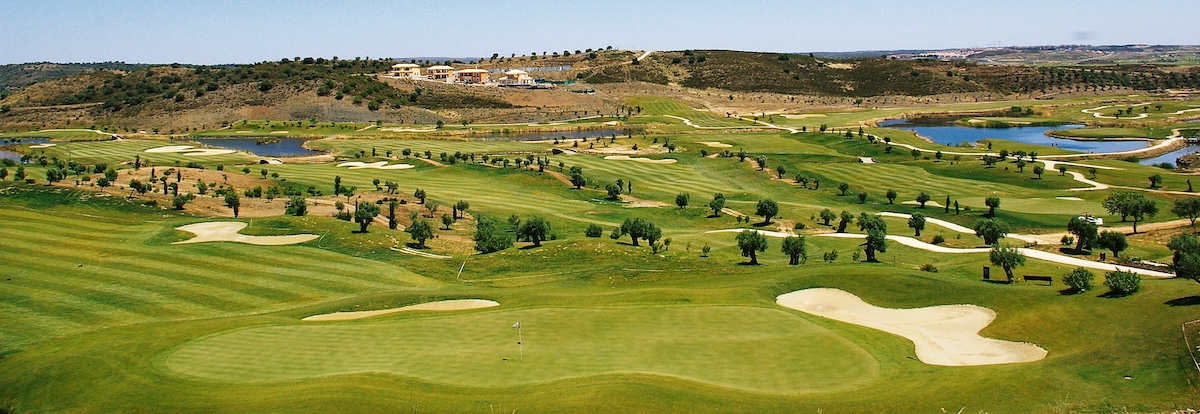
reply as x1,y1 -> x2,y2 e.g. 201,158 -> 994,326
173,222 -> 318,246
777,288 -> 1047,366
302,299 -> 500,321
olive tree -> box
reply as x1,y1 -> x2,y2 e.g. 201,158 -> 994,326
517,215 -> 552,246
1096,231 -> 1128,258
973,219 -> 1011,245
989,244 -> 1026,282
781,235 -> 807,265
407,218 -> 434,248
736,229 -> 768,265
708,193 -> 726,216
907,213 -> 926,237
474,215 -> 513,253
756,199 -> 779,224
858,213 -> 888,262
354,202 -> 381,232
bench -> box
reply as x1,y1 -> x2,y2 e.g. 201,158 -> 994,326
1023,275 -> 1053,285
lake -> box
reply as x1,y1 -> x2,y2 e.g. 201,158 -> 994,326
878,119 -> 1148,153
193,138 -> 320,157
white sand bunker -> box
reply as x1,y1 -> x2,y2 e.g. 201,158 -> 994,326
777,288 -> 1046,366
173,222 -> 318,246
1056,196 -> 1084,201
697,141 -> 733,148
269,131 -> 290,134
337,161 -> 415,170
379,127 -> 436,133
902,200 -> 944,208
302,299 -> 499,321
145,145 -> 237,156
603,155 -> 677,164
29,143 -> 57,148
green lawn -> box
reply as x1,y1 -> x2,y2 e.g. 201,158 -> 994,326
166,306 -> 878,392
4,95 -> 1200,413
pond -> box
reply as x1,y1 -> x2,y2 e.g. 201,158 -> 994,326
878,119 -> 1147,153
1139,145 -> 1200,167
476,129 -> 627,142
0,138 -> 51,162
192,138 -> 320,157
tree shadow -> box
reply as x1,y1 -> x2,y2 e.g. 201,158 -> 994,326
1099,290 -> 1134,299
752,221 -> 773,227
1165,296 -> 1200,306
737,261 -> 762,266
518,244 -> 544,250
404,242 -> 427,250
1056,247 -> 1090,256
982,279 -> 1013,285
1058,287 -> 1085,296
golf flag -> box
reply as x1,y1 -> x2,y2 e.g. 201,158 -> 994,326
512,322 -> 521,328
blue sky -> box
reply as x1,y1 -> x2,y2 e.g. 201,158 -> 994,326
1,0 -> 1196,64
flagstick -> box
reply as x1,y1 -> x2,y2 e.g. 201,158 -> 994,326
517,324 -> 523,361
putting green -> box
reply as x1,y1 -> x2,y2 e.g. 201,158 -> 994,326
165,306 -> 879,393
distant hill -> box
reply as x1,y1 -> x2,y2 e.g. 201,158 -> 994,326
0,62 -> 146,94
578,49 -> 1200,97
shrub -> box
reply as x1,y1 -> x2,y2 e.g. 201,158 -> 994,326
920,263 -> 938,273
584,223 -> 603,238
1104,270 -> 1141,294
1061,235 -> 1075,247
1063,268 -> 1095,293
931,235 -> 945,245
793,223 -> 806,230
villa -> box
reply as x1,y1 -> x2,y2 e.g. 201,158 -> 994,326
498,69 -> 535,87
426,65 -> 454,81
453,68 -> 490,84
388,63 -> 420,79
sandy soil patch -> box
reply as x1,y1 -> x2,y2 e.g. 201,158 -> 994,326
604,155 -> 677,164
1056,196 -> 1084,201
781,114 -> 827,119
379,127 -> 437,133
826,63 -> 856,70
697,141 -> 733,148
337,161 -> 415,170
302,299 -> 499,321
391,246 -> 451,259
619,194 -> 670,208
29,143 -> 57,148
604,121 -> 620,126
145,145 -> 237,156
173,222 -> 318,246
901,200 -> 944,208
777,288 -> 1046,366
706,228 -> 796,238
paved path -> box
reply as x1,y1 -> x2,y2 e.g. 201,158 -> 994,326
814,233 -> 1173,277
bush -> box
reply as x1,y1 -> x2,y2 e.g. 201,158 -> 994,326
793,223 -> 806,230
931,234 -> 945,245
919,263 -> 938,273
1063,268 -> 1095,293
1061,235 -> 1075,247
584,223 -> 603,238
1104,270 -> 1141,294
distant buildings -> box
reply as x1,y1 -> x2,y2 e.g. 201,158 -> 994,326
389,63 -> 421,79
382,64 -> 550,88
426,65 -> 454,81
453,69 -> 489,84
498,69 -> 535,87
